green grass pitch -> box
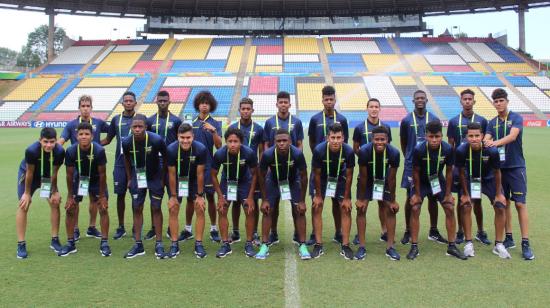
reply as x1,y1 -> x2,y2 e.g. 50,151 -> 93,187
1,127 -> 549,306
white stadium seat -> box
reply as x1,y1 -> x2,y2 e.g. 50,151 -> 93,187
113,45 -> 149,52
55,88 -> 129,111
163,76 -> 237,87
467,43 -> 504,63
425,54 -> 467,66
331,41 -> 381,54
362,76 -> 404,107
284,54 -> 320,62
479,87 -> 531,112
51,46 -> 104,64
248,94 -> 297,116
0,101 -> 34,121
449,43 -> 478,63
516,87 -> 550,112
206,46 -> 231,60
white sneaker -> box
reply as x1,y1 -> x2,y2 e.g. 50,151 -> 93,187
492,243 -> 512,259
464,241 -> 475,257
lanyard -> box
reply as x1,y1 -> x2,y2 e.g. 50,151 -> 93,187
156,113 -> 169,140
364,119 -> 381,142
41,147 -> 53,178
426,143 -> 442,177
238,120 -> 254,147
274,148 -> 291,182
77,143 -> 94,177
458,113 -> 475,143
79,116 -> 91,125
226,149 -> 240,181
412,111 -> 429,137
132,133 -> 149,169
495,112 -> 509,140
177,145 -> 192,178
194,114 -> 211,123
275,114 -> 292,133
372,146 -> 386,180
322,110 -> 336,137
118,113 -> 134,139
326,144 -> 343,178
469,146 -> 483,179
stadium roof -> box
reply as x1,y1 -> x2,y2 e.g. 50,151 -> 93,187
1,0 -> 549,18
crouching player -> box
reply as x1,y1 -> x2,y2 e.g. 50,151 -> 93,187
355,126 -> 401,260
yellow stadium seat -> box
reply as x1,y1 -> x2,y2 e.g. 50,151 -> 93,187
246,46 -> 257,73
488,63 -> 535,73
108,104 -> 125,121
363,55 -> 406,73
335,83 -> 369,110
226,46 -> 244,73
296,83 -> 324,110
255,66 -> 282,73
284,38 -> 319,54
94,52 -> 142,73
4,77 -> 59,101
172,38 -> 212,60
153,39 -> 176,61
545,90 -> 550,97
79,77 -> 135,88
453,87 -> 497,119
391,76 -> 416,86
468,63 -> 490,73
420,76 -> 447,86
137,103 -> 184,117
404,55 -> 433,72
323,38 -> 332,54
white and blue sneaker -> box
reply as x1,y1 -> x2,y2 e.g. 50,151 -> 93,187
100,240 -> 112,257
58,240 -> 77,257
17,242 -> 28,259
124,242 -> 145,259
216,242 -> 232,258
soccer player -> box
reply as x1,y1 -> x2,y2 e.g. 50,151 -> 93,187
307,85 -> 349,245
447,89 -> 490,245
144,90 -> 182,241
58,94 -> 109,240
263,91 -> 304,245
101,91 -> 137,240
228,98 -> 264,245
211,128 -> 258,258
58,122 -> 111,257
352,97 -> 393,245
122,115 -> 167,259
407,120 -> 466,260
311,123 -> 355,259
166,124 -> 208,258
190,91 -> 223,243
16,128 -> 65,259
355,126 -> 401,260
484,88 -> 534,260
455,122 -> 510,258
399,90 -> 445,245
256,129 -> 309,260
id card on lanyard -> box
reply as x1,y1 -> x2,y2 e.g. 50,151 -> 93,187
496,113 -> 508,162
427,143 -> 442,195
325,145 -> 342,198
177,145 -> 192,197
275,149 -> 292,201
133,133 -> 149,189
413,111 -> 429,146
226,149 -> 240,201
77,143 -> 94,197
39,147 -> 54,198
372,147 -> 387,201
469,146 -> 483,199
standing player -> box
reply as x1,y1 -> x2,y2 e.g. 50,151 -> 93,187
16,128 -> 65,259
355,126 -> 401,260
122,115 -> 167,259
408,120 -> 466,260
263,91 -> 304,245
447,89 -> 490,245
352,98 -> 393,244
228,98 -> 264,244
189,91 -> 223,243
311,123 -> 354,259
101,91 -> 137,240
144,90 -> 182,240
166,124 -> 208,258
399,90 -> 445,245
211,128 -> 258,258
58,95 -> 109,240
58,122 -> 111,257
484,88 -> 534,260
307,85 -> 349,245
256,129 -> 310,260
455,122 -> 510,258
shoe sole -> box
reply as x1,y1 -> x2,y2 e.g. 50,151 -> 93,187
194,251 -> 207,259
492,249 -> 512,259
100,250 -> 112,257
474,237 -> 492,246
267,240 -> 279,247
339,251 -> 353,260
168,251 -> 180,259
354,255 -> 366,260
300,254 -> 311,260
385,253 -> 400,261
113,232 -> 127,240
312,251 -> 324,259
86,234 -> 102,239
17,255 -> 27,259
49,245 -> 61,253
428,236 -> 448,244
255,253 -> 269,260
406,252 -> 419,260
445,253 -> 467,260
523,255 -> 535,260
124,251 -> 145,259
216,250 -> 233,258
144,235 -> 156,241
230,239 -> 241,244
505,244 -> 516,249
58,249 -> 78,257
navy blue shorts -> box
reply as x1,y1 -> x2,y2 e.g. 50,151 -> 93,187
266,176 -> 302,207
309,177 -> 346,202
113,164 -> 129,195
72,180 -> 109,203
501,167 -> 527,204
458,177 -> 498,203
401,166 -> 413,189
17,167 -> 39,199
451,168 -> 460,193
129,171 -> 165,208
220,178 -> 251,203
356,181 -> 392,202
409,182 -> 447,204
204,165 -> 215,195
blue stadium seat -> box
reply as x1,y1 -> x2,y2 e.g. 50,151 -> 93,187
279,76 -> 296,94
45,78 -> 82,111
29,78 -> 68,111
170,60 -> 227,73
41,64 -> 83,74
145,77 -> 166,102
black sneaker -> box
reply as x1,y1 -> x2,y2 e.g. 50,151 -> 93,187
406,245 -> 419,260
167,243 -> 180,259
50,237 -> 62,253
58,241 -> 77,257
475,230 -> 492,246
268,232 -> 279,246
385,247 -> 401,261
311,244 -> 324,259
332,232 -> 343,244
73,228 -> 80,243
210,230 -> 221,243
401,230 -> 411,245
17,242 -> 28,259
177,229 -> 194,242
504,234 -> 516,249
352,234 -> 360,246
354,246 -> 366,260
446,244 -> 467,260
194,242 -> 207,259
456,230 -> 465,245
124,242 -> 145,259
379,232 -> 388,242
86,226 -> 102,239
305,233 -> 316,246
521,240 -> 535,260
231,230 -> 241,243
100,240 -> 112,257
144,228 -> 156,241
155,241 -> 166,259
216,242 -> 232,258
340,245 -> 354,260
428,229 -> 448,244
244,241 -> 256,257
113,226 -> 126,240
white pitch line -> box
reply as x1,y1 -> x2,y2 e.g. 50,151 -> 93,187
284,201 -> 301,308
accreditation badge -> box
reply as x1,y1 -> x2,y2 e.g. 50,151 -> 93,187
279,180 -> 291,201
178,176 -> 189,197
372,179 -> 385,201
498,146 -> 506,162
227,180 -> 238,201
40,178 -> 52,198
326,177 -> 338,198
429,175 -> 441,195
78,176 -> 90,196
136,168 -> 148,189
470,178 -> 481,199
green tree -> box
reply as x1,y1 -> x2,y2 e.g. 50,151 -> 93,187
16,24 -> 66,68
0,47 -> 19,68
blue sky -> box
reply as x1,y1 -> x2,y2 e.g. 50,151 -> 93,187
0,7 -> 548,59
